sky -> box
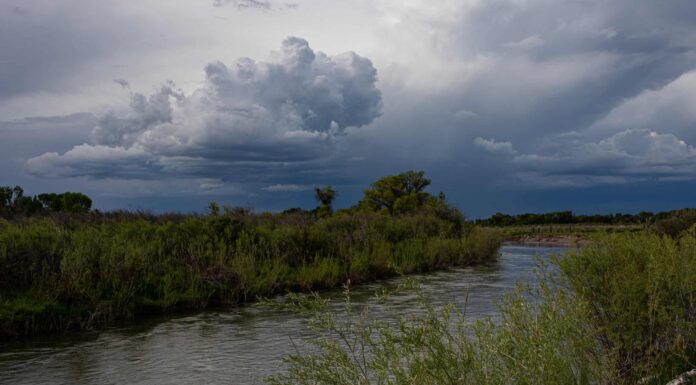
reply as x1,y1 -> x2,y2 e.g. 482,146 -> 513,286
1,0 -> 696,218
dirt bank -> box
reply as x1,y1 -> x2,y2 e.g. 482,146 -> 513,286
505,234 -> 590,247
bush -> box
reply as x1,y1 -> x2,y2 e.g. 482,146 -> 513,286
560,233 -> 696,384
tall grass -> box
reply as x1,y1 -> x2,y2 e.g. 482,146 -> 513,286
270,232 -> 696,385
0,210 -> 502,338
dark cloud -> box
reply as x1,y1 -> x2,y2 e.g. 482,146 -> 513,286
26,37 -> 382,182
348,0 -> 696,195
5,1 -> 696,215
418,0 -> 696,149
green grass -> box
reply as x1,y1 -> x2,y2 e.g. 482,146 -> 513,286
0,210 -> 502,338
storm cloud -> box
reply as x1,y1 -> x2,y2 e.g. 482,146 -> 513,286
26,37 -> 382,181
4,0 -> 696,215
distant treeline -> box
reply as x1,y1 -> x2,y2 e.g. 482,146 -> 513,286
477,209 -> 689,225
476,210 -> 651,226
476,209 -> 696,238
1,185 -> 91,218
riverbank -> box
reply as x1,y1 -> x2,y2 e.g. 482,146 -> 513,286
0,211 -> 503,339
273,232 -> 696,385
505,234 -> 590,247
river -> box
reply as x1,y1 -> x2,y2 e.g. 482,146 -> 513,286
0,244 -> 568,385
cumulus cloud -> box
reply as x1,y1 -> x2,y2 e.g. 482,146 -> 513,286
26,37 -> 382,183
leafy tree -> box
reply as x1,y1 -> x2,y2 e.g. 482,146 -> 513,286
37,193 -> 62,211
58,192 -> 92,213
361,170 -> 431,214
314,185 -> 337,217
0,186 -> 30,217
15,195 -> 43,216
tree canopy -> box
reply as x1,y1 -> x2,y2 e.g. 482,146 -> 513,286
314,185 -> 337,217
361,170 -> 431,214
0,186 -> 92,218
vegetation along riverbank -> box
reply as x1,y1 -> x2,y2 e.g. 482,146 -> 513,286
0,171 -> 502,338
272,229 -> 696,385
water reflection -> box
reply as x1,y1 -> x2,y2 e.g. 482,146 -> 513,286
0,245 -> 566,385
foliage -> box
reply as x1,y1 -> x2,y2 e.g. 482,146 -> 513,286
477,210 -> 674,227
314,186 -> 337,217
0,185 -> 92,219
271,232 -> 696,385
268,272 -> 609,385
559,233 -> 696,384
652,208 -> 696,237
0,209 -> 502,338
360,170 -> 433,214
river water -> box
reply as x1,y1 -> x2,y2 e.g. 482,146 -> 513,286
0,244 -> 568,385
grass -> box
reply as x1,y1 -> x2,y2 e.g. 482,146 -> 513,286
270,232 -> 696,385
0,209 -> 502,338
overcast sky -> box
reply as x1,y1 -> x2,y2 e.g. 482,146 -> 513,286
2,0 -> 696,217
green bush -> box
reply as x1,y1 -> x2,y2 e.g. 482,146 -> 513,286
560,233 -> 696,384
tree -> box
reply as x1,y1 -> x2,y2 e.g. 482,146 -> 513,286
37,193 -> 62,211
38,192 -> 92,213
0,186 -> 14,215
0,186 -> 27,217
361,170 -> 431,214
58,192 -> 92,213
1,187 -> 91,217
314,186 -> 337,217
